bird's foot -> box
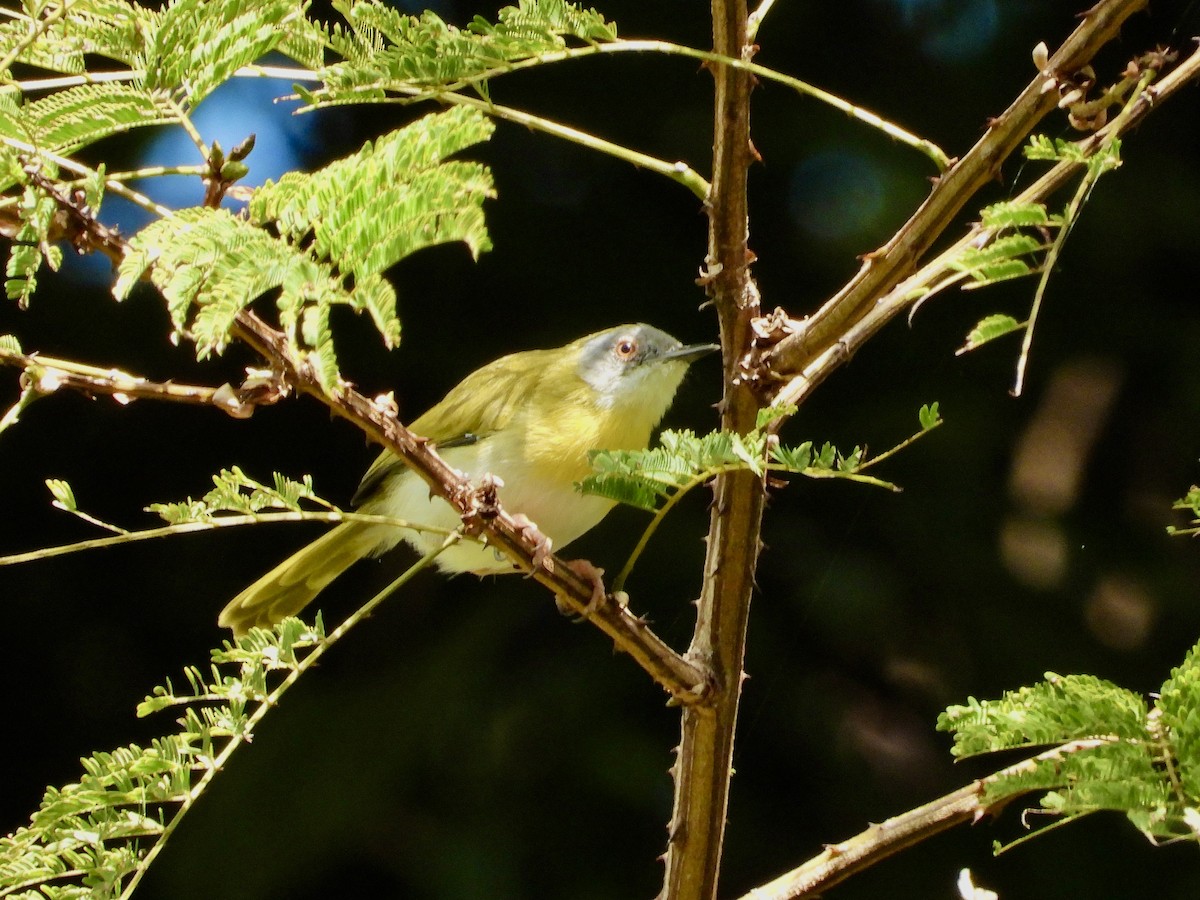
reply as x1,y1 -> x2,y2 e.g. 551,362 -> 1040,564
510,513 -> 553,573
562,558 -> 607,617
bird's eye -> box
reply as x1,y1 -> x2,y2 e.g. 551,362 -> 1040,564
614,337 -> 638,360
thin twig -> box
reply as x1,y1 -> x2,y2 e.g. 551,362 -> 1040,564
765,39 -> 1200,417
855,418 -> 943,472
0,347 -> 287,418
432,91 -> 712,200
1012,69 -> 1152,396
305,40 -> 948,172
746,0 -> 778,42
0,136 -> 175,218
0,0 -> 76,78
0,511 -> 458,567
613,458 -> 900,592
0,385 -> 38,436
164,94 -> 208,159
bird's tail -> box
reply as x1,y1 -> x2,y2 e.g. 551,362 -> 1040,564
218,522 -> 386,636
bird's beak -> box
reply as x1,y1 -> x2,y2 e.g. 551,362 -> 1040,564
661,342 -> 720,364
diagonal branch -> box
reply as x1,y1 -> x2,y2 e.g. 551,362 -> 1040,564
0,178 -> 709,700
736,738 -> 1112,900
767,0 -> 1149,383
229,312 -> 711,702
763,39 -> 1200,414
0,134 -> 710,699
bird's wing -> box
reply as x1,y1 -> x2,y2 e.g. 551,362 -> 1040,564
352,348 -> 554,507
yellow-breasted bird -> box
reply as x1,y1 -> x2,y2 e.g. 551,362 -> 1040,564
218,324 -> 717,635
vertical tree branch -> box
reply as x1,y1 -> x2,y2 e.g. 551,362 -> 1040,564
660,1 -> 764,897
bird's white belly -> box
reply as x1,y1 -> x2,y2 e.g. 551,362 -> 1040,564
358,440 -> 616,573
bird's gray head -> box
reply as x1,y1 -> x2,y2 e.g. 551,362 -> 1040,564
575,324 -> 718,411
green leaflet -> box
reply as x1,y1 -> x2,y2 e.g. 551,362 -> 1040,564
142,0 -> 303,107
940,674 -> 1150,757
949,233 -> 1044,287
0,0 -> 159,71
146,467 -> 324,525
20,84 -> 179,155
313,0 -> 617,104
115,107 -> 495,391
1169,484 -> 1200,536
1156,641 -> 1200,802
581,427 -> 872,511
5,186 -> 61,307
250,104 -> 495,281
957,314 -> 1023,355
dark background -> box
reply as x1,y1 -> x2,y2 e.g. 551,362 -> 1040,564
4,1 -> 1200,897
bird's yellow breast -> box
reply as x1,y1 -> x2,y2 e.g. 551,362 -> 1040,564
521,390 -> 656,487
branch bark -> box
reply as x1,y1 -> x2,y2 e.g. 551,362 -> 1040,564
658,1 -> 1171,895
660,1 -> 764,897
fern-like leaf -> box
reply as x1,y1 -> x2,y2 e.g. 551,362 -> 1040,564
114,206 -> 306,353
146,467 -> 329,524
939,673 -> 1150,758
581,424 -> 892,511
5,185 -> 61,308
957,314 -> 1024,355
949,234 -> 1044,287
0,618 -> 325,899
21,84 -> 178,154
0,0 -> 159,72
114,107 -> 495,382
313,0 -> 617,105
938,645 -> 1200,846
251,104 -> 495,285
143,0 -> 303,107
1155,642 -> 1200,802
100,105 -> 496,380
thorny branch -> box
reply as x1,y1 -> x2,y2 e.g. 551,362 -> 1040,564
762,0 -> 1151,400
759,37 -> 1200,416
660,0 -> 763,897
4,3 -> 1198,897
229,311 -> 711,701
660,2 -> 1187,899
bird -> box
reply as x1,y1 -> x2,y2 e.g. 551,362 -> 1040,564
218,323 -> 717,635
